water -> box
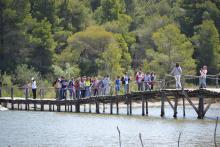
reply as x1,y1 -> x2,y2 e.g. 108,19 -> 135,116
0,104 -> 220,147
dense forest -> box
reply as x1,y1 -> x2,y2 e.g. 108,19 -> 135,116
0,0 -> 220,85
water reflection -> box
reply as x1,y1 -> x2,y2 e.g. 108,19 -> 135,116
0,105 -> 219,147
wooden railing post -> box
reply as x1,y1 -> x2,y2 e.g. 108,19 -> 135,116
216,75 -> 219,88
25,87 -> 28,100
11,87 -> 14,100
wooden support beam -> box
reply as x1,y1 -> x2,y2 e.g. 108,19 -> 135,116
103,103 -> 105,113
198,96 -> 204,119
203,103 -> 211,117
49,104 -> 52,111
57,104 -> 60,112
96,101 -> 100,114
173,95 -> 178,118
146,100 -> 148,116
89,103 -> 91,113
110,100 -> 113,114
142,95 -> 145,116
161,93 -> 165,117
165,97 -> 174,111
53,104 -> 54,111
65,104 -> 67,112
75,103 -> 80,113
116,99 -> 119,115
183,91 -> 199,115
129,98 -> 132,115
11,102 -> 14,110
182,97 -> 185,117
126,97 -> 129,115
70,105 -> 73,112
41,104 -> 44,111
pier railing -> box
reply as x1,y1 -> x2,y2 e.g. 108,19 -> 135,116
0,73 -> 219,100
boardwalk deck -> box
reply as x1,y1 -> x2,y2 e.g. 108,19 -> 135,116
0,89 -> 220,119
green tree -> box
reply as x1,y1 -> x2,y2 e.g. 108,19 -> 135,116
192,20 -> 220,74
23,15 -> 57,75
146,24 -> 195,76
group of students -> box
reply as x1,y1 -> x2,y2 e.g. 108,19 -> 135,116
135,71 -> 156,91
170,63 -> 208,89
29,63 -> 208,99
52,76 -> 111,100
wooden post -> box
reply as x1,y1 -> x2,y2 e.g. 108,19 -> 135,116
34,103 -> 37,111
116,98 -> 119,115
89,103 -> 91,113
129,98 -> 132,115
70,104 -> 73,112
65,104 -> 67,112
49,103 -> 52,111
110,100 -> 113,114
146,100 -> 148,116
75,100 -> 80,113
142,95 -> 145,116
83,104 -> 86,112
25,87 -> 28,110
11,87 -> 14,110
160,94 -> 165,117
126,96 -> 129,115
173,95 -> 178,118
198,96 -> 204,119
182,97 -> 185,117
57,104 -> 60,112
11,87 -> 14,100
96,101 -> 100,114
41,103 -> 44,111
103,103 -> 105,113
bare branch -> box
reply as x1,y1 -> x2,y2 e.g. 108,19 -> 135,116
117,126 -> 121,147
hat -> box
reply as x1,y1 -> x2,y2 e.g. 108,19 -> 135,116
31,77 -> 34,81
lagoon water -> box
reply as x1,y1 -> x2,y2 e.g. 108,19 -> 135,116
0,104 -> 220,147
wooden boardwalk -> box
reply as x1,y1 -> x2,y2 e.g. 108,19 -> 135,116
0,88 -> 220,119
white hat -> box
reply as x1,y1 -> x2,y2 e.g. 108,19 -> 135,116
31,77 -> 34,81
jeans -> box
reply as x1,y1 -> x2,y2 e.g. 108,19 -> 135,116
199,77 -> 206,88
138,82 -> 143,91
174,75 -> 182,89
32,89 -> 36,99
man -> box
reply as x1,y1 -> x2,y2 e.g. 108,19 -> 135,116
170,63 -> 182,89
31,77 -> 37,99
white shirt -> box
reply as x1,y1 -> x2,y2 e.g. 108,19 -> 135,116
32,81 -> 37,89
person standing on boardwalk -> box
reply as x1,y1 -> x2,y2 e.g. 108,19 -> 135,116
136,70 -> 144,91
170,63 -> 182,89
199,65 -> 207,88
115,76 -> 120,95
31,77 -> 37,99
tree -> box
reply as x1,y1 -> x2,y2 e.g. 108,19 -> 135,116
23,15 -> 57,75
192,20 -> 220,74
145,24 -> 195,76
63,26 -> 115,75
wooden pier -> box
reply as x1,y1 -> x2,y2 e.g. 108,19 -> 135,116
0,89 -> 220,119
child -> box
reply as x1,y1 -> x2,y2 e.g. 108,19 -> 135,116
115,76 -> 120,95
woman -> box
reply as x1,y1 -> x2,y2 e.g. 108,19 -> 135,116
199,65 -> 207,88
170,63 -> 182,89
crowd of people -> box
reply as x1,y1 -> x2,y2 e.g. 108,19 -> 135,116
28,63 -> 208,99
